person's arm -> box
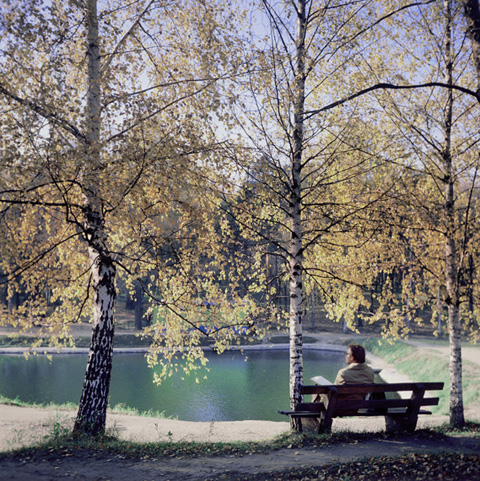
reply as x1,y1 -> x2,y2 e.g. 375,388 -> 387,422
334,369 -> 346,385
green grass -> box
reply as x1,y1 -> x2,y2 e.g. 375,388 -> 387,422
0,333 -> 264,349
361,338 -> 417,363
0,395 -> 79,411
0,335 -> 42,347
359,338 -> 480,415
108,403 -> 171,419
0,334 -> 153,349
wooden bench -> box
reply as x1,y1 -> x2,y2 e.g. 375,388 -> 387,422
279,382 -> 444,433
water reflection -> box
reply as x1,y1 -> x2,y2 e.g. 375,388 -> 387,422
0,349 -> 345,421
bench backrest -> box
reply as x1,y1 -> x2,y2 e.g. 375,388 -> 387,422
301,382 -> 444,397
299,382 -> 444,416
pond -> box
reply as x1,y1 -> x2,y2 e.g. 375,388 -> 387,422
0,348 -> 346,422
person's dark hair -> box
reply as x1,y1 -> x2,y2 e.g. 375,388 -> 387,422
349,344 -> 366,363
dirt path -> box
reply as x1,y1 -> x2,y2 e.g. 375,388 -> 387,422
0,434 -> 479,481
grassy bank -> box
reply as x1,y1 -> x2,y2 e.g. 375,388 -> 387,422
361,338 -> 480,415
0,334 -> 152,349
0,332 -> 321,349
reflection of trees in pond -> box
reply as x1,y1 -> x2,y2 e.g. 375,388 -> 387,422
0,351 -> 345,421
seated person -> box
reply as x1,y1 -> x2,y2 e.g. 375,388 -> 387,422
334,344 -> 374,394
333,344 -> 375,410
313,344 -> 374,404
303,344 -> 374,430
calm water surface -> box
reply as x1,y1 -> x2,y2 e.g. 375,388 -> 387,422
0,349 -> 345,421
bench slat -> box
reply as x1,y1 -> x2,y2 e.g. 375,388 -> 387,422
334,397 -> 439,411
288,398 -> 439,415
278,411 -> 322,417
279,408 -> 433,418
301,382 -> 444,395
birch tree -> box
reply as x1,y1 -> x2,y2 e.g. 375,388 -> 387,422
222,0 -> 404,422
0,0 -> 247,436
222,0 -> 479,430
332,0 -> 479,427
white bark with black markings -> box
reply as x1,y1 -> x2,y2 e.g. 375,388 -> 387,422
288,0 -> 307,427
73,0 -> 117,436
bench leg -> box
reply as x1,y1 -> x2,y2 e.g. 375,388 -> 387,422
288,416 -> 331,434
289,416 -> 303,432
319,394 -> 335,434
315,411 -> 331,434
386,384 -> 423,433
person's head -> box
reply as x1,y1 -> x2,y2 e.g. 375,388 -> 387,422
345,344 -> 366,364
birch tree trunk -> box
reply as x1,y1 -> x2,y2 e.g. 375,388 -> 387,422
73,0 -> 117,436
134,279 -> 144,331
288,0 -> 307,424
459,0 -> 480,93
443,0 -> 465,428
310,289 -> 315,329
437,288 -> 443,337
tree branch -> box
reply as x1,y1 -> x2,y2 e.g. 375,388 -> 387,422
0,84 -> 86,141
305,82 -> 479,119
101,0 -> 156,76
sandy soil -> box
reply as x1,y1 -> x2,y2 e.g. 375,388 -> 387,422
0,404 -> 292,451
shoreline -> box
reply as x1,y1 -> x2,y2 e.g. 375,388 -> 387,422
0,342 -> 347,355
